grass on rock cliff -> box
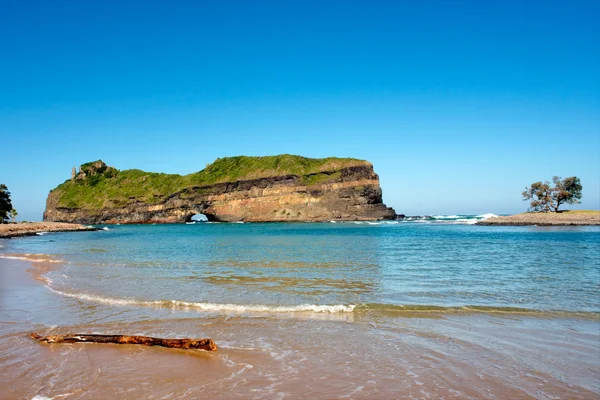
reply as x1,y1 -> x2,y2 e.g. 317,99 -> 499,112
53,155 -> 368,209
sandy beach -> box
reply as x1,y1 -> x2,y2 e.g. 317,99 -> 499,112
0,222 -> 98,239
1,250 -> 598,399
477,210 -> 600,226
2,0 -> 598,397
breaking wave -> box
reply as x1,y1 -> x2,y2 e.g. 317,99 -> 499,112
399,213 -> 498,225
43,284 -> 597,319
46,286 -> 356,313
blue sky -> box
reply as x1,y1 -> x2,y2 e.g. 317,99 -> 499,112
1,0 -> 598,220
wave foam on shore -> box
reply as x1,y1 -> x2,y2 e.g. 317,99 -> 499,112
0,253 -> 64,263
40,283 -> 599,319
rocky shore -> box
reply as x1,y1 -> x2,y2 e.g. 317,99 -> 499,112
0,222 -> 98,239
477,211 -> 600,226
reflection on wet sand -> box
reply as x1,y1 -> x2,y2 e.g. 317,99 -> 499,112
2,314 -> 599,399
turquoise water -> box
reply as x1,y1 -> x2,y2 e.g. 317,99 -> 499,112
4,222 -> 599,314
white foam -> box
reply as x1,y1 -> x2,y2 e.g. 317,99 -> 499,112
432,215 -> 461,219
36,231 -> 48,236
418,213 -> 499,224
476,213 -> 498,220
164,301 -> 356,313
101,227 -> 110,231
32,394 -> 73,400
0,254 -> 63,263
440,219 -> 478,225
46,286 -> 356,314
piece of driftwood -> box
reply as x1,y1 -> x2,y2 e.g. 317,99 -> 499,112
30,333 -> 217,351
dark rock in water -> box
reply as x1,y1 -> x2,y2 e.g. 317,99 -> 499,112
396,214 -> 406,219
44,155 -> 396,224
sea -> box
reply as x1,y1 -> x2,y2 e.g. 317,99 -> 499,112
1,216 -> 599,399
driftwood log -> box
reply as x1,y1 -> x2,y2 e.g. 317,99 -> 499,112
30,333 -> 217,351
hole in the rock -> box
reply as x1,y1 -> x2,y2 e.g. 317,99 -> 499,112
187,213 -> 208,223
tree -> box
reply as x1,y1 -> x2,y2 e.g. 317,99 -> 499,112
522,176 -> 582,212
9,208 -> 18,222
0,184 -> 14,223
551,176 -> 582,212
522,181 -> 552,212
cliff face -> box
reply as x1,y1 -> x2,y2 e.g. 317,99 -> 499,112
44,156 -> 395,224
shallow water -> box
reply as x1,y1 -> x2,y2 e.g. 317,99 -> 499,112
5,223 -> 600,313
1,222 -> 599,399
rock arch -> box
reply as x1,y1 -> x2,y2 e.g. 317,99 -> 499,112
44,161 -> 396,224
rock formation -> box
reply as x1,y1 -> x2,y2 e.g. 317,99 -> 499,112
44,155 -> 396,224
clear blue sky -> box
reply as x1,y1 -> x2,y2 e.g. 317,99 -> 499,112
1,0 -> 599,221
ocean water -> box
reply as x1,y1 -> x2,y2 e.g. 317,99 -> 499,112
1,220 -> 599,399
4,221 -> 599,314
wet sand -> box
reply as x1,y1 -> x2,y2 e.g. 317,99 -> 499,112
1,256 -> 599,399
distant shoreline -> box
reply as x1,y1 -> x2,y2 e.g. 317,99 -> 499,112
0,222 -> 98,239
476,210 -> 600,226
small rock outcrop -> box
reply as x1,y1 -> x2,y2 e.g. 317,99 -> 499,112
44,155 -> 396,224
72,160 -> 117,180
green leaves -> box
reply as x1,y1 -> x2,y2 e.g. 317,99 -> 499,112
523,176 -> 583,212
0,184 -> 14,223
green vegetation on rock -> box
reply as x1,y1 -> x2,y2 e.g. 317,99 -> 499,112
52,155 -> 368,209
189,155 -> 364,183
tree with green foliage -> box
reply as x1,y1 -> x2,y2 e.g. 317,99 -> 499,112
551,176 -> 582,212
0,184 -> 15,223
522,176 -> 582,212
9,208 -> 18,222
522,181 -> 552,212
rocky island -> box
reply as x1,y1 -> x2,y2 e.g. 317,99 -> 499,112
43,155 -> 396,224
